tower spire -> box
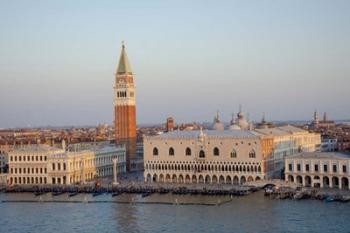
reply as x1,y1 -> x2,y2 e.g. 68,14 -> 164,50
114,42 -> 137,172
117,41 -> 133,75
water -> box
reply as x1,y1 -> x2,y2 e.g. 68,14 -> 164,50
1,192 -> 349,233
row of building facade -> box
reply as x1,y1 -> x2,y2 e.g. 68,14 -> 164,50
285,152 -> 350,190
5,142 -> 126,185
143,125 -> 321,185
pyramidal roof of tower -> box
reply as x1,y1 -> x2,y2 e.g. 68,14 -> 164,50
117,43 -> 133,75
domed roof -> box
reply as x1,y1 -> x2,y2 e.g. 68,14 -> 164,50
229,124 -> 241,130
238,118 -> 249,130
213,122 -> 225,131
237,111 -> 245,119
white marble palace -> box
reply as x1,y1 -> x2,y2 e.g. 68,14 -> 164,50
143,112 -> 321,184
144,129 -> 266,184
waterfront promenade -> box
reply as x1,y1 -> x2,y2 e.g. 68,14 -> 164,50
2,174 -> 350,203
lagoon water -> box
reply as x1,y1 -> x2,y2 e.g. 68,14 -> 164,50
0,192 -> 349,233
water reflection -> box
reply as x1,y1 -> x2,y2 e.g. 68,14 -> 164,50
113,195 -> 141,233
0,192 -> 350,233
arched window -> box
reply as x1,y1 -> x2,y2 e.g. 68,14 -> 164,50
169,147 -> 175,156
199,150 -> 205,158
153,147 -> 159,156
213,147 -> 220,156
185,147 -> 191,156
249,149 -> 256,158
230,149 -> 237,158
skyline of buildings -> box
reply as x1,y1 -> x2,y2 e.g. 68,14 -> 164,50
1,2 -> 350,233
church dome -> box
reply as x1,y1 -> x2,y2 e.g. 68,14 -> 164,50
238,118 -> 249,130
213,122 -> 225,131
229,124 -> 241,130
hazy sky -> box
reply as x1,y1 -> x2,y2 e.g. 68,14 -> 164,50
1,0 -> 349,128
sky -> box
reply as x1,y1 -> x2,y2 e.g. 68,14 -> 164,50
0,0 -> 349,128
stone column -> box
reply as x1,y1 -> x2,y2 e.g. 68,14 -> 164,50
113,158 -> 118,185
81,159 -> 85,184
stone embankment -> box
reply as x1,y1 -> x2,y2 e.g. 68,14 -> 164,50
0,182 -> 258,197
264,185 -> 350,202
2,179 -> 350,203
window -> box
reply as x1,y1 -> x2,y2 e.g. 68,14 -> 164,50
288,164 -> 292,171
153,147 -> 159,156
63,163 -> 66,171
58,163 -> 61,171
314,164 -> 319,172
249,150 -> 256,158
185,147 -> 191,156
297,164 -> 301,172
213,147 -> 220,156
169,147 -> 175,156
52,163 -> 55,170
199,150 -> 205,158
305,164 -> 309,172
323,164 -> 328,172
230,149 -> 237,158
333,165 -> 337,173
343,165 -> 347,173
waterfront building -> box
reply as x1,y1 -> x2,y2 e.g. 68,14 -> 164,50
0,174 -> 7,185
95,145 -> 126,177
114,42 -> 137,171
0,152 -> 7,174
7,143 -> 126,185
285,152 -> 350,190
48,150 -> 96,185
8,145 -> 63,185
144,128 -> 271,184
254,125 -> 321,178
321,138 -> 338,152
0,144 -> 14,174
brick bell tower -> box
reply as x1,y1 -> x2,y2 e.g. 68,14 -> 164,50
114,42 -> 137,172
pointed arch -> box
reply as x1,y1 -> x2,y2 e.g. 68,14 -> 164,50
213,147 -> 220,156
249,149 -> 256,158
230,149 -> 237,158
185,147 -> 191,156
169,147 -> 175,156
153,147 -> 159,156
192,175 -> 197,183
